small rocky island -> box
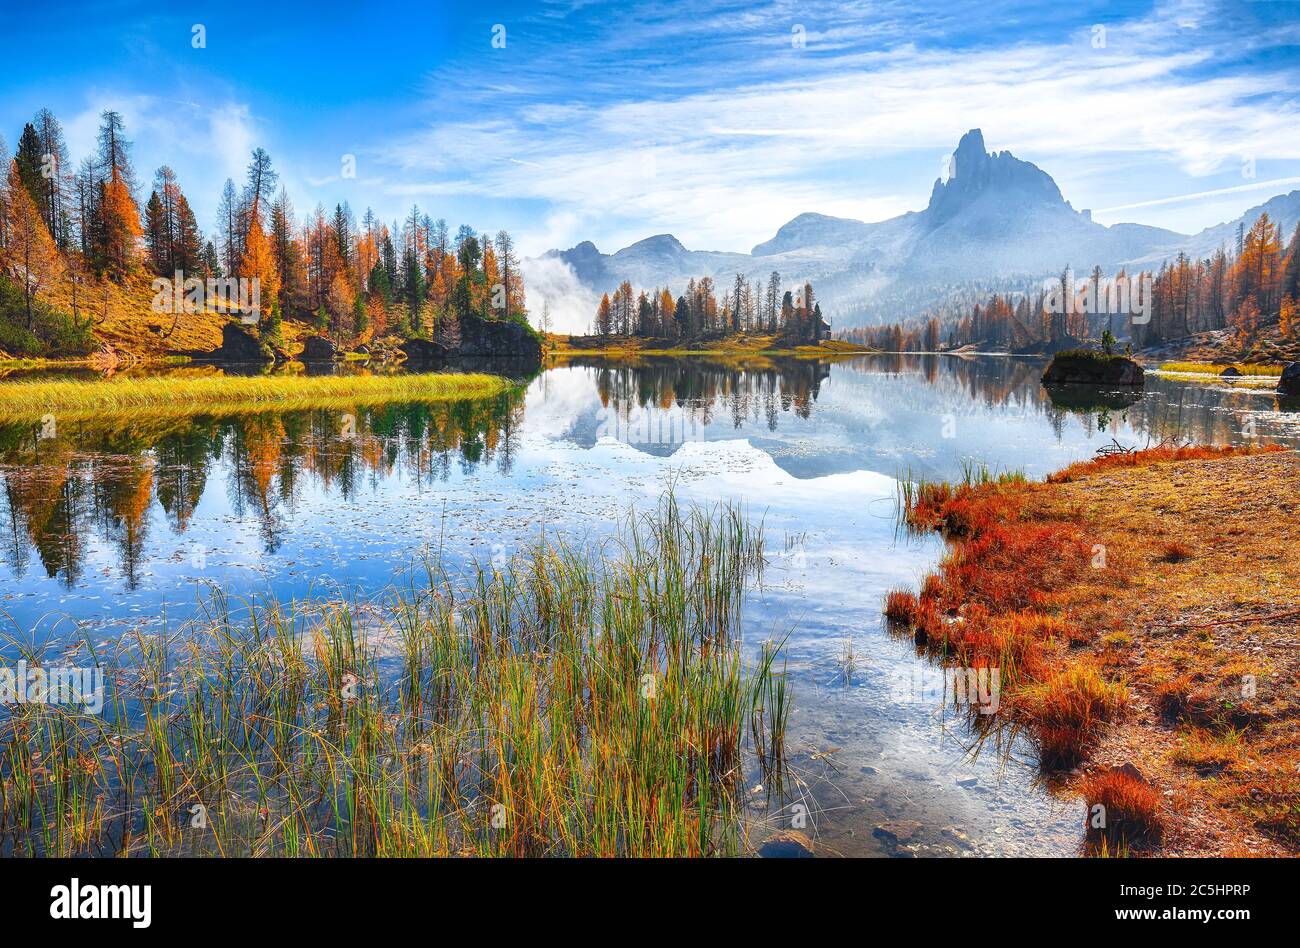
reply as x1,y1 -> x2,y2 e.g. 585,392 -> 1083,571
1279,362 -> 1300,397
1042,349 -> 1144,386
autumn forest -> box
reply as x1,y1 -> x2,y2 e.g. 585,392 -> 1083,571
0,107 -> 530,360
842,212 -> 1300,353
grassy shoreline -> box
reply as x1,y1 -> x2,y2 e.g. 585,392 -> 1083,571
0,356 -> 98,372
888,445 -> 1298,856
1155,360 -> 1284,376
1152,360 -> 1286,385
0,371 -> 513,421
546,333 -> 873,359
552,347 -> 869,360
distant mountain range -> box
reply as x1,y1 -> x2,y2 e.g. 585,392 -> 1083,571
530,129 -> 1300,329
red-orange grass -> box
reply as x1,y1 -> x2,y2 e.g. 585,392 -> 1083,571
1081,768 -> 1164,849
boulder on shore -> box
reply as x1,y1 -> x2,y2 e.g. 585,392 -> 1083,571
300,335 -> 339,362
394,317 -> 540,369
457,314 -> 542,363
197,322 -> 272,363
1279,362 -> 1300,396
1042,350 -> 1144,386
399,338 -> 452,365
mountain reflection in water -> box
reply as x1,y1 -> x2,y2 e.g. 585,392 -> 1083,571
0,354 -> 1294,604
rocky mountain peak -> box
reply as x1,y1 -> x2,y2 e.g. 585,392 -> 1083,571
926,128 -> 1065,225
619,234 -> 688,256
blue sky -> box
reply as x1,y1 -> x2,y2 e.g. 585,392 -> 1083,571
2,0 -> 1299,257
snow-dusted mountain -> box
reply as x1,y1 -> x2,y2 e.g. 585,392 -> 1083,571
1127,189 -> 1300,268
554,234 -> 749,292
529,129 -> 1298,329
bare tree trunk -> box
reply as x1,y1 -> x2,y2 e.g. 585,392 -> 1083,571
24,241 -> 33,330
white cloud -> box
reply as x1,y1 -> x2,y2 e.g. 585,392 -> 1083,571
32,0 -> 1300,265
61,93 -> 261,230
519,255 -> 600,334
376,3 -> 1300,255
1094,176 -> 1300,214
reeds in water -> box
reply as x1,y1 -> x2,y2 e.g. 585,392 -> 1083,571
0,493 -> 788,857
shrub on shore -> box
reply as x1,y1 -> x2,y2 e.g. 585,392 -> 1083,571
1081,767 -> 1164,852
1047,443 -> 1281,483
0,273 -> 95,359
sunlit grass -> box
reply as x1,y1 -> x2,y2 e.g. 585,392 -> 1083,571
1019,663 -> 1128,768
888,460 -> 1126,772
0,371 -> 512,421
1157,361 -> 1284,377
883,589 -> 918,622
891,444 -> 1300,854
895,463 -> 1025,538
1047,443 -> 1282,484
1172,727 -> 1245,774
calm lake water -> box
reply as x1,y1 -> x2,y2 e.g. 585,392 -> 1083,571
2,354 -> 1297,856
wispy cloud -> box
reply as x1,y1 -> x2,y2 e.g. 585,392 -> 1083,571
60,94 -> 261,222
7,0 -> 1297,254
1096,176 -> 1300,213
373,0 -> 1300,253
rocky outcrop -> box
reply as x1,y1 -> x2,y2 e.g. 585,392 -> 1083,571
1279,361 -> 1300,396
196,322 -> 272,363
456,314 -> 542,363
300,335 -> 339,362
925,128 -> 1066,225
399,338 -> 452,365
391,317 -> 541,373
1042,350 -> 1144,386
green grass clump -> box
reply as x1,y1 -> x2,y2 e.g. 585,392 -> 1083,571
0,371 -> 511,421
0,494 -> 789,857
1048,348 -> 1129,366
958,459 -> 1028,488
